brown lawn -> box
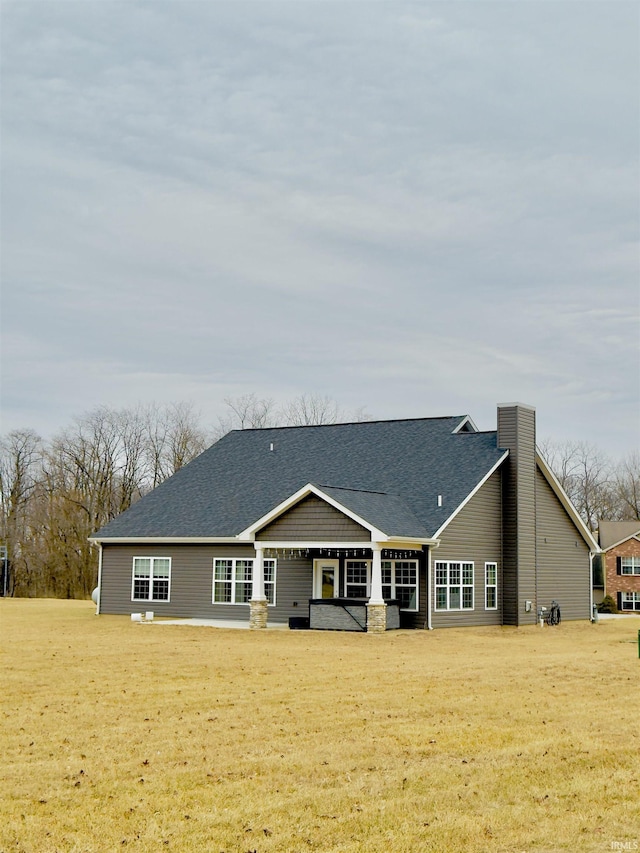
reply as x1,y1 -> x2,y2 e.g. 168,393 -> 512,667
1,599 -> 639,853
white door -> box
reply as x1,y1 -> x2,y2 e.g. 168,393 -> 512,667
313,559 -> 339,598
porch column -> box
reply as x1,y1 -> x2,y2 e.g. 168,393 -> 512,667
250,545 -> 268,629
367,543 -> 387,633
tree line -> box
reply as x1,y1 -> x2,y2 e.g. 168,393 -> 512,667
0,396 -> 637,599
0,395 -> 366,598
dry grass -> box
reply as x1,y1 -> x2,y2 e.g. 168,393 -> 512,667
1,600 -> 639,853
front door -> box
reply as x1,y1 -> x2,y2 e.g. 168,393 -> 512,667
313,559 -> 339,598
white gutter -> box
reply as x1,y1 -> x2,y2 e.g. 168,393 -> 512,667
88,536 -> 240,545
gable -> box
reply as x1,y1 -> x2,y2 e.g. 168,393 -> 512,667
255,494 -> 370,542
535,454 -> 599,551
536,467 -> 591,551
435,468 -> 502,558
598,521 -> 640,551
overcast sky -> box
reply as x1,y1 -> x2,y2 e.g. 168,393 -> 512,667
1,1 -> 638,455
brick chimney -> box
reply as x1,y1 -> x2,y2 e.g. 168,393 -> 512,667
497,403 -> 537,625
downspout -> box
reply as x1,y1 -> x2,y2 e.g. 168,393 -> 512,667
96,542 -> 103,615
589,551 -> 594,621
427,540 -> 440,630
427,546 -> 432,630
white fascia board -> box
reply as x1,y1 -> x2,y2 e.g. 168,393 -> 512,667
599,533 -> 640,553
88,536 -> 240,545
433,451 -> 509,539
255,538 -> 436,550
252,540 -> 374,550
535,452 -> 600,552
237,483 -> 388,541
452,415 -> 479,433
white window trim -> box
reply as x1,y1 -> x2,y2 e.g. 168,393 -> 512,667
263,558 -> 277,606
212,557 -> 277,606
621,591 -> 640,611
621,557 -> 640,576
341,558 -> 420,611
434,560 -> 474,611
344,559 -> 371,598
381,559 -> 419,612
131,556 -> 172,603
485,562 -> 498,610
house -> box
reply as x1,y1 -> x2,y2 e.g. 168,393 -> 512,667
597,521 -> 640,613
91,403 -> 598,632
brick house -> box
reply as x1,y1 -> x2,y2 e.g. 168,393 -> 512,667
597,521 -> 640,613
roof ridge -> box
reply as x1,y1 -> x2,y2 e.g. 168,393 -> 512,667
317,484 -> 399,497
233,415 -> 468,434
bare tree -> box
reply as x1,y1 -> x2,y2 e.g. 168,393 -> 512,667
212,394 -> 278,439
144,402 -> 209,487
165,402 -> 209,473
280,394 -> 341,426
0,429 -> 43,595
215,393 -> 371,435
615,451 -> 640,520
539,439 -> 616,530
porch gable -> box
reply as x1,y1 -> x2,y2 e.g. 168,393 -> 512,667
255,494 -> 371,542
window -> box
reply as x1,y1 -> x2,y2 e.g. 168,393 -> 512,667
213,558 -> 277,605
434,561 -> 474,611
132,557 -> 171,602
345,560 -> 370,597
621,592 -> 640,612
621,557 -> 640,576
381,560 -> 418,611
263,559 -> 276,605
485,562 -> 498,610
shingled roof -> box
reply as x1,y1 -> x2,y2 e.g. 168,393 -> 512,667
598,520 -> 640,550
93,415 -> 507,541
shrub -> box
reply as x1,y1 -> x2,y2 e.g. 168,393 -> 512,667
597,594 -> 618,613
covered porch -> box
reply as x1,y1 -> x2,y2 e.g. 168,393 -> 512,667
248,543 -> 428,632
238,482 -> 436,632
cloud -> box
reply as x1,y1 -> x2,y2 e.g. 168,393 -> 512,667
1,1 -> 638,455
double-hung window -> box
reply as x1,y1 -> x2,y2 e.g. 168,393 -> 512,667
485,562 -> 498,610
132,557 -> 171,602
620,591 -> 640,612
381,560 -> 418,611
213,558 -> 277,605
263,559 -> 276,604
435,561 -> 474,611
621,557 -> 640,575
345,560 -> 370,597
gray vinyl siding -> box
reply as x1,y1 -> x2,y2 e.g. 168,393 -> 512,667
498,405 -> 537,625
257,495 -> 370,542
99,543 -> 312,624
535,468 -> 591,620
431,469 -> 503,628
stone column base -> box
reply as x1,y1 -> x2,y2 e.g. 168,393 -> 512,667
366,602 -> 387,633
249,598 -> 268,629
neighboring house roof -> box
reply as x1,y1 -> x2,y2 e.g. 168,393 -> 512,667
598,521 -> 640,551
93,415 -> 506,541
